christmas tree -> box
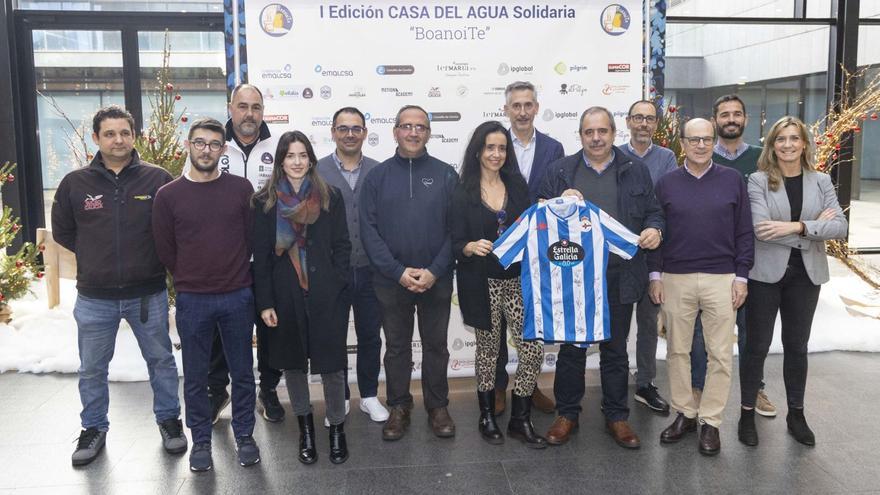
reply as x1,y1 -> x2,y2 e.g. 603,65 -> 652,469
0,163 -> 44,321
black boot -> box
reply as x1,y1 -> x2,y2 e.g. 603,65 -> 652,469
477,390 -> 504,445
738,408 -> 758,446
329,422 -> 349,464
507,393 -> 547,449
297,414 -> 317,464
787,408 -> 816,446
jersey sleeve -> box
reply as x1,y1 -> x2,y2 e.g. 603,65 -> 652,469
598,208 -> 640,260
492,204 -> 535,268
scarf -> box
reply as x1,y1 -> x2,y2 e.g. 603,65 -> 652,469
275,177 -> 321,290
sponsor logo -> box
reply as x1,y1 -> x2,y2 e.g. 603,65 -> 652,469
498,62 -> 533,75
545,353 -> 557,367
421,177 -> 434,188
259,4 -> 293,37
430,133 -> 459,144
311,116 -> 334,127
132,194 -> 152,201
260,63 -> 293,80
450,359 -> 476,371
376,64 -> 415,75
600,4 -> 631,36
368,132 -> 379,146
320,86 -> 332,99
275,88 -> 301,99
456,85 -> 468,97
381,87 -> 413,97
548,239 -> 585,267
559,83 -> 588,96
607,63 -> 631,73
264,114 -> 289,124
542,109 -> 555,121
428,87 -> 442,97
436,61 -> 476,76
497,63 -> 509,75
427,112 -> 462,122
363,112 -> 397,125
482,107 -> 506,118
554,61 -> 588,74
482,86 -> 506,96
452,338 -> 464,351
302,87 -> 314,99
314,64 -> 354,77
602,83 -> 630,95
348,87 -> 367,98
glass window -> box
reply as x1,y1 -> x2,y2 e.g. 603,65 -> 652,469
850,25 -> 880,248
861,0 -> 880,19
16,0 -> 222,12
668,0 -> 834,18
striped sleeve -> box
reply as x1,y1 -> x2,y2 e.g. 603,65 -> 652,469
598,207 -> 640,260
492,204 -> 535,268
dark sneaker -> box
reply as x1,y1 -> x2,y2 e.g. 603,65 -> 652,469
189,442 -> 213,472
635,384 -> 671,415
235,435 -> 261,467
258,389 -> 285,423
71,428 -> 106,466
209,388 -> 231,425
159,418 -> 188,454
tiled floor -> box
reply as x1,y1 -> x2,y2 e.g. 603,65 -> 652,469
1,351 -> 878,494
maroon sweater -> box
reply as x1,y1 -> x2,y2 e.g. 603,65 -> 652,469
152,173 -> 254,293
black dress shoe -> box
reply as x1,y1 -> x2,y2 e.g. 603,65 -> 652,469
477,390 -> 504,444
738,408 -> 758,446
634,384 -> 670,415
329,422 -> 349,464
699,424 -> 721,456
507,394 -> 547,449
787,409 -> 816,446
660,413 -> 697,444
296,414 -> 317,464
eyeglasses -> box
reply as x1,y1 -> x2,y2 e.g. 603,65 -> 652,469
395,123 -> 430,134
628,114 -> 657,124
683,136 -> 715,146
334,125 -> 366,136
496,209 -> 507,236
190,139 -> 224,152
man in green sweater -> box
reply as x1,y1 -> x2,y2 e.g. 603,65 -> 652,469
689,94 -> 778,419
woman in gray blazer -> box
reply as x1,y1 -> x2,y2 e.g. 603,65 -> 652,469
738,116 -> 847,448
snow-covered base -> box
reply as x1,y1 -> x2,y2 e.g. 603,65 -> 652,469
1,258 -> 878,382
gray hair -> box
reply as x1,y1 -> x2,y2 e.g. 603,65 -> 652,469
579,106 -> 616,134
504,81 -> 538,104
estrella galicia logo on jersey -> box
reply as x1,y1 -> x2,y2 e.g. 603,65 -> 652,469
261,152 -> 273,164
548,239 -> 585,267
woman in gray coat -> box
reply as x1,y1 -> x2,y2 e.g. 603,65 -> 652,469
738,116 -> 847,447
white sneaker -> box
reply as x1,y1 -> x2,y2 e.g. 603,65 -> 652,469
359,397 -> 390,422
324,400 -> 351,428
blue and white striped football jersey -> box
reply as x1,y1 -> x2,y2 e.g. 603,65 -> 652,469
492,196 -> 640,345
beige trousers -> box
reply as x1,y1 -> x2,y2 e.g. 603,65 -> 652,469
662,272 -> 736,428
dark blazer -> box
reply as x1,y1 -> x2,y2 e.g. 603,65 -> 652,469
252,187 -> 352,374
526,130 -> 565,203
538,145 -> 664,304
451,178 -> 530,330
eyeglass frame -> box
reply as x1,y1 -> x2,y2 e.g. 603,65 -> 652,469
333,125 -> 366,136
627,114 -> 658,124
189,139 -> 224,152
395,123 -> 430,134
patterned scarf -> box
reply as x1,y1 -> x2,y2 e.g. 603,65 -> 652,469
275,177 -> 321,290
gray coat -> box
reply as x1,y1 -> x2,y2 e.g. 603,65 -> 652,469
747,170 -> 847,285
317,153 -> 380,268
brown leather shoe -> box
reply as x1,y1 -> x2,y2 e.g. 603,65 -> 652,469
699,424 -> 720,456
531,387 -> 555,414
495,388 -> 507,416
428,407 -> 456,438
382,406 -> 411,441
606,420 -> 641,449
545,416 -> 578,445
660,413 -> 697,444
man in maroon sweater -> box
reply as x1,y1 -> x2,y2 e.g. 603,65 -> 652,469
152,118 -> 259,472
648,118 -> 754,456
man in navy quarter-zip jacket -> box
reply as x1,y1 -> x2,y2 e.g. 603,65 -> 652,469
359,105 -> 458,442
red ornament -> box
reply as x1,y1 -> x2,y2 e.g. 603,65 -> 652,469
872,113 -> 879,121
862,114 -> 869,121
181,116 -> 188,123
649,86 -> 656,93
816,140 -> 824,146
835,144 -> 841,150
165,83 -> 174,92
38,244 -> 46,252
11,224 -> 19,232
174,152 -> 181,160
855,128 -> 862,133
36,272 -> 44,279
15,260 -> 22,268
149,137 -> 156,144
6,174 -> 13,183
0,294 -> 5,301
833,153 -> 838,159
826,133 -> 834,138
669,106 -> 677,114
174,94 -> 181,101
660,140 -> 669,147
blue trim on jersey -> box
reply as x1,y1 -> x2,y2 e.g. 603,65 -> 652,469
556,216 -> 576,343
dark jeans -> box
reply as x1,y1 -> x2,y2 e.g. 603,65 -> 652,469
208,318 -> 281,395
691,306 -> 753,390
374,276 -> 452,410
176,287 -> 256,444
741,260 -> 820,409
341,265 -> 384,399
554,272 -> 634,422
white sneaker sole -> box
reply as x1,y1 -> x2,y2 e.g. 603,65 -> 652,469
360,402 -> 390,422
755,408 -> 778,418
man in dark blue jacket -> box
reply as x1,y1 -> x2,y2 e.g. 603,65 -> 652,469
359,105 -> 458,441
538,106 -> 664,450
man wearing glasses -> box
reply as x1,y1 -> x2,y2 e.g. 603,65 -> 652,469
317,107 -> 390,425
359,105 -> 459,441
620,100 -> 678,416
648,118 -> 754,456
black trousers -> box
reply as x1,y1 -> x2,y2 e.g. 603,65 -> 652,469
741,257 -> 820,409
374,276 -> 452,410
553,271 -> 634,422
208,322 -> 281,395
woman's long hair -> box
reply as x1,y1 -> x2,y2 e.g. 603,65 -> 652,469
757,116 -> 816,192
458,121 -> 527,203
253,130 -> 331,212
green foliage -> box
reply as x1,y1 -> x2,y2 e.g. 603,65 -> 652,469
0,163 -> 45,305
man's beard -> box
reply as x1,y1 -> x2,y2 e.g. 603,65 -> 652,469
717,122 -> 744,140
191,156 -> 219,173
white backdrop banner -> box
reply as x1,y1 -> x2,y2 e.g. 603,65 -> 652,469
244,0 -> 646,379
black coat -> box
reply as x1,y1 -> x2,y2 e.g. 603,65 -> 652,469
252,187 -> 351,374
451,179 -> 530,330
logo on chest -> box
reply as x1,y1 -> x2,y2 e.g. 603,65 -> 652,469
83,194 -> 104,211
547,239 -> 585,267
421,177 -> 434,188
580,216 -> 592,232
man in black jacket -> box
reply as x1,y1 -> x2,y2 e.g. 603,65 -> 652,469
537,106 -> 664,450
52,106 -> 186,467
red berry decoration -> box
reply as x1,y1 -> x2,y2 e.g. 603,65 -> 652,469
816,140 -> 824,146
15,260 -> 22,268
38,244 -> 46,252
165,83 -> 174,92
835,144 -> 841,150
669,106 -> 677,113
149,137 -> 156,144
0,294 -> 5,301
36,272 -> 44,279
855,128 -> 862,133
175,94 -> 182,101
872,113 -> 879,121
181,116 -> 188,123
826,133 -> 834,138
11,224 -> 19,232
862,114 -> 869,121
649,86 -> 656,93
6,174 -> 13,183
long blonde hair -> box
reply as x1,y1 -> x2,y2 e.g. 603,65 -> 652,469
252,130 -> 331,212
757,116 -> 816,192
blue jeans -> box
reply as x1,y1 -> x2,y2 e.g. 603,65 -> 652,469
342,266 -> 383,399
74,290 -> 180,431
176,287 -> 256,444
691,306 -> 754,390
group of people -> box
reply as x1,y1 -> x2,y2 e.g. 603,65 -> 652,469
52,79 -> 847,472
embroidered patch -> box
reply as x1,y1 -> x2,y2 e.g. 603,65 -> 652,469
84,194 -> 104,210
